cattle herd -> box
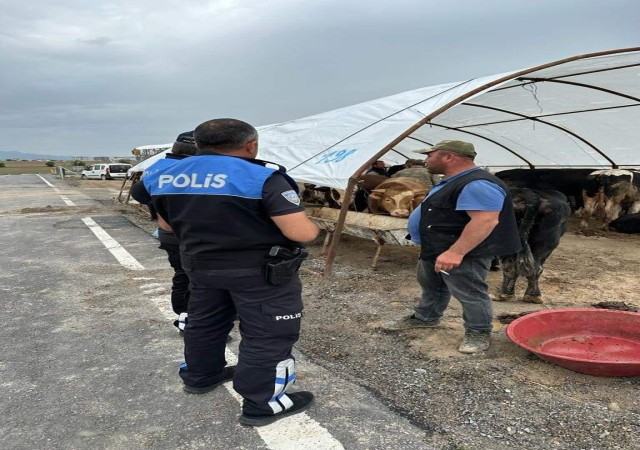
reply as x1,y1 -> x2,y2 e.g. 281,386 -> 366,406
299,164 -> 640,303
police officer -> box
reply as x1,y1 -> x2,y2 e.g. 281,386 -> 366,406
132,131 -> 197,331
137,118 -> 319,427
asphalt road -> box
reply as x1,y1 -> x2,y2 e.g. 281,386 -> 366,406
0,174 -> 434,450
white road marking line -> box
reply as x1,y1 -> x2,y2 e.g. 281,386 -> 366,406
143,287 -> 344,449
36,174 -> 54,187
60,196 -> 76,206
148,295 -> 175,319
143,287 -> 167,295
140,283 -> 165,289
81,217 -> 145,270
36,174 -> 77,206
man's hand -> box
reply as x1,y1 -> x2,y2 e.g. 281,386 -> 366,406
157,214 -> 173,232
436,210 -> 500,273
435,250 -> 464,273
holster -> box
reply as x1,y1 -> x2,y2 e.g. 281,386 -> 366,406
265,246 -> 309,285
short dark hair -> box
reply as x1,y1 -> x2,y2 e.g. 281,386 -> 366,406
194,119 -> 258,152
172,130 -> 197,156
172,141 -> 197,156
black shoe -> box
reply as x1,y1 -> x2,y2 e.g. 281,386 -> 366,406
238,391 -> 315,427
183,366 -> 235,394
380,314 -> 441,331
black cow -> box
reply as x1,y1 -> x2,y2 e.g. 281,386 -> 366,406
609,213 -> 640,234
300,182 -> 370,212
497,188 -> 571,304
495,168 -> 597,211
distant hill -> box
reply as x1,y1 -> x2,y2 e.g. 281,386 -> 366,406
0,150 -> 74,161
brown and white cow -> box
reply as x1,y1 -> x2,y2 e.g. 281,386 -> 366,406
390,167 -> 440,188
580,169 -> 640,229
368,177 -> 430,218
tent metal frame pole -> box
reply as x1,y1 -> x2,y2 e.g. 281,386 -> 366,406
464,103 -> 618,168
321,46 -> 640,276
409,126 -> 536,168
491,62 -> 640,93
324,145 -> 411,276
519,77 -> 640,103
323,177 -> 359,276
452,103 -> 640,129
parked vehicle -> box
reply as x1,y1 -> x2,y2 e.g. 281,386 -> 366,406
81,163 -> 132,180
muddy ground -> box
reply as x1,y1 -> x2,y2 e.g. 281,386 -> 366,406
80,178 -> 639,450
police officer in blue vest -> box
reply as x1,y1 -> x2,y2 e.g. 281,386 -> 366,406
137,118 -> 319,427
133,131 -> 197,332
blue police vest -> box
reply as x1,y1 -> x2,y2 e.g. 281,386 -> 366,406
143,154 -> 299,269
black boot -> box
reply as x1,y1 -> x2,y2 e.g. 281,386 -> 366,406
238,391 -> 315,427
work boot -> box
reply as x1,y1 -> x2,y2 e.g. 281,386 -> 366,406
238,391 -> 315,427
183,365 -> 235,394
458,331 -> 491,354
381,314 -> 441,331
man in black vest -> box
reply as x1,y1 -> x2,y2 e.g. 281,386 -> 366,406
391,140 -> 520,353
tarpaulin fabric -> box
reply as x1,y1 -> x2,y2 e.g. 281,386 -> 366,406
257,49 -> 640,189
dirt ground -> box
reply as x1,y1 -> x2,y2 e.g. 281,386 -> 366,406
79,178 -> 639,450
295,218 -> 640,450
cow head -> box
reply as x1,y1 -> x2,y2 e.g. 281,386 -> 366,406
369,188 -> 428,217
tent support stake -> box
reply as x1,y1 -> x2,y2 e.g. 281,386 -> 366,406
323,177 -> 358,277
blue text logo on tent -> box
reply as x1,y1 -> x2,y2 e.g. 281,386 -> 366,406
315,148 -> 357,164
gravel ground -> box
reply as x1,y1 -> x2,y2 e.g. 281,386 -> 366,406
109,185 -> 640,450
297,255 -> 639,450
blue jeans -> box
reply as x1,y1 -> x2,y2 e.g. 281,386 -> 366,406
415,257 -> 493,333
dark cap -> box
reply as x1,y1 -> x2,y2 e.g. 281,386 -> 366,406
175,130 -> 195,145
417,140 -> 476,158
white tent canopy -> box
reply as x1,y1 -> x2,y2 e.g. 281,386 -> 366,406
257,48 -> 640,189
128,144 -> 173,175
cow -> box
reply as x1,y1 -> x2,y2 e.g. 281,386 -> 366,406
608,213 -> 640,234
300,184 -> 340,208
328,184 -> 369,212
497,188 -> 571,304
358,173 -> 388,191
495,168 -> 597,211
580,169 -> 640,230
368,177 -> 430,218
300,181 -> 370,212
391,167 -> 441,187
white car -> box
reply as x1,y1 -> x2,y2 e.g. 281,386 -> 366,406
81,163 -> 132,180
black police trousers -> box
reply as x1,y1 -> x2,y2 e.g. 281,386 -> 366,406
158,231 -> 189,315
181,266 -> 302,416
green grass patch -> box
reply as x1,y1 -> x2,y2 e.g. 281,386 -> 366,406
0,167 -> 56,175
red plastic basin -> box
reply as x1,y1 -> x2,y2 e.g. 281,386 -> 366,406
506,308 -> 640,377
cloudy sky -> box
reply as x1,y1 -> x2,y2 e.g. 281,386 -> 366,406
1,0 -> 638,156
